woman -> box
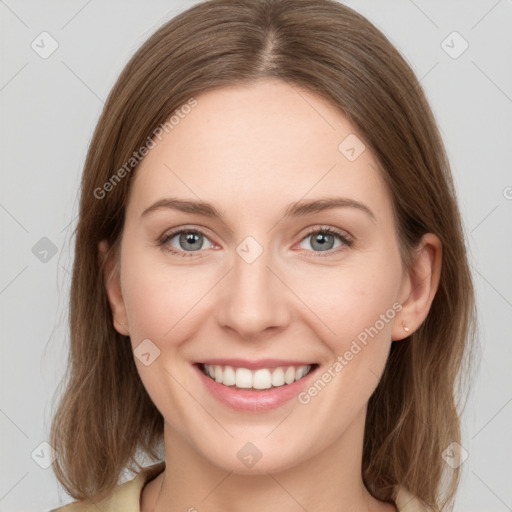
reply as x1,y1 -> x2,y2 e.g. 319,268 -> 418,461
49,0 -> 477,511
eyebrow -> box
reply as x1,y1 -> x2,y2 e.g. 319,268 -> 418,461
140,196 -> 376,223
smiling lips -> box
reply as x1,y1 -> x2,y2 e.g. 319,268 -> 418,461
194,359 -> 319,411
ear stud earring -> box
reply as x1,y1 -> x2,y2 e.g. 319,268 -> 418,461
402,322 -> 410,333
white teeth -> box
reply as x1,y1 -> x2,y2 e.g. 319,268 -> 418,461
253,369 -> 272,390
296,366 -> 308,380
223,365 -> 236,386
284,366 -> 296,385
235,368 -> 253,389
201,364 -> 313,389
271,367 -> 285,386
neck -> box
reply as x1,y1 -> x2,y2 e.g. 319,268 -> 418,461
141,408 -> 396,512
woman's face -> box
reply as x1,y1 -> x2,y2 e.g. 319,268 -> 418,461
106,79 -> 414,474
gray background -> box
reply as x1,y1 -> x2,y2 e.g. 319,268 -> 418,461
1,0 -> 511,510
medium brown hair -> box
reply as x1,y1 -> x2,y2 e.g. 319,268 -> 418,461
50,1 -> 478,509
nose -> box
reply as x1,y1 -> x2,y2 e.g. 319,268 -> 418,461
215,240 -> 291,340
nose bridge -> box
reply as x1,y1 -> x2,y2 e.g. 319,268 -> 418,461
217,234 -> 289,337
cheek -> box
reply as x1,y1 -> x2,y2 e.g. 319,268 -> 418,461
301,253 -> 402,356
296,262 -> 402,416
120,250 -> 184,343
119,251 -> 201,428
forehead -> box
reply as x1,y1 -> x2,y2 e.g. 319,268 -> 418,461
128,79 -> 391,223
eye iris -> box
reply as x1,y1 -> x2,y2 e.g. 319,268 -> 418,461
311,232 -> 334,251
180,231 -> 203,251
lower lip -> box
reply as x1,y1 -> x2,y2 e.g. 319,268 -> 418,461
193,364 -> 318,412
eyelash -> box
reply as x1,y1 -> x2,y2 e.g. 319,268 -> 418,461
158,225 -> 354,258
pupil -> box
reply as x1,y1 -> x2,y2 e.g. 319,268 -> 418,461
312,233 -> 333,251
181,232 -> 202,251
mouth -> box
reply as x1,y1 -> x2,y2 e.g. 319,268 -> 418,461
193,360 -> 319,412
196,362 -> 318,391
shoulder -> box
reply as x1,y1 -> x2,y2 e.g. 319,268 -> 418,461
393,485 -> 433,511
49,462 -> 165,512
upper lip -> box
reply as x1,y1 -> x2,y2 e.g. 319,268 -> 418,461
196,359 -> 317,370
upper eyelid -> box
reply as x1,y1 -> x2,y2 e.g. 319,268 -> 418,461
161,226 -> 215,243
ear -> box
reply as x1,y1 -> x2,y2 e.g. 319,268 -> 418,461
392,233 -> 442,341
98,239 -> 129,336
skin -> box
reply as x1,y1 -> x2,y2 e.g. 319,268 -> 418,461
100,78 -> 441,512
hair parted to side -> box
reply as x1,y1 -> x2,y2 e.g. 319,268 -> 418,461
49,0 -> 478,510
